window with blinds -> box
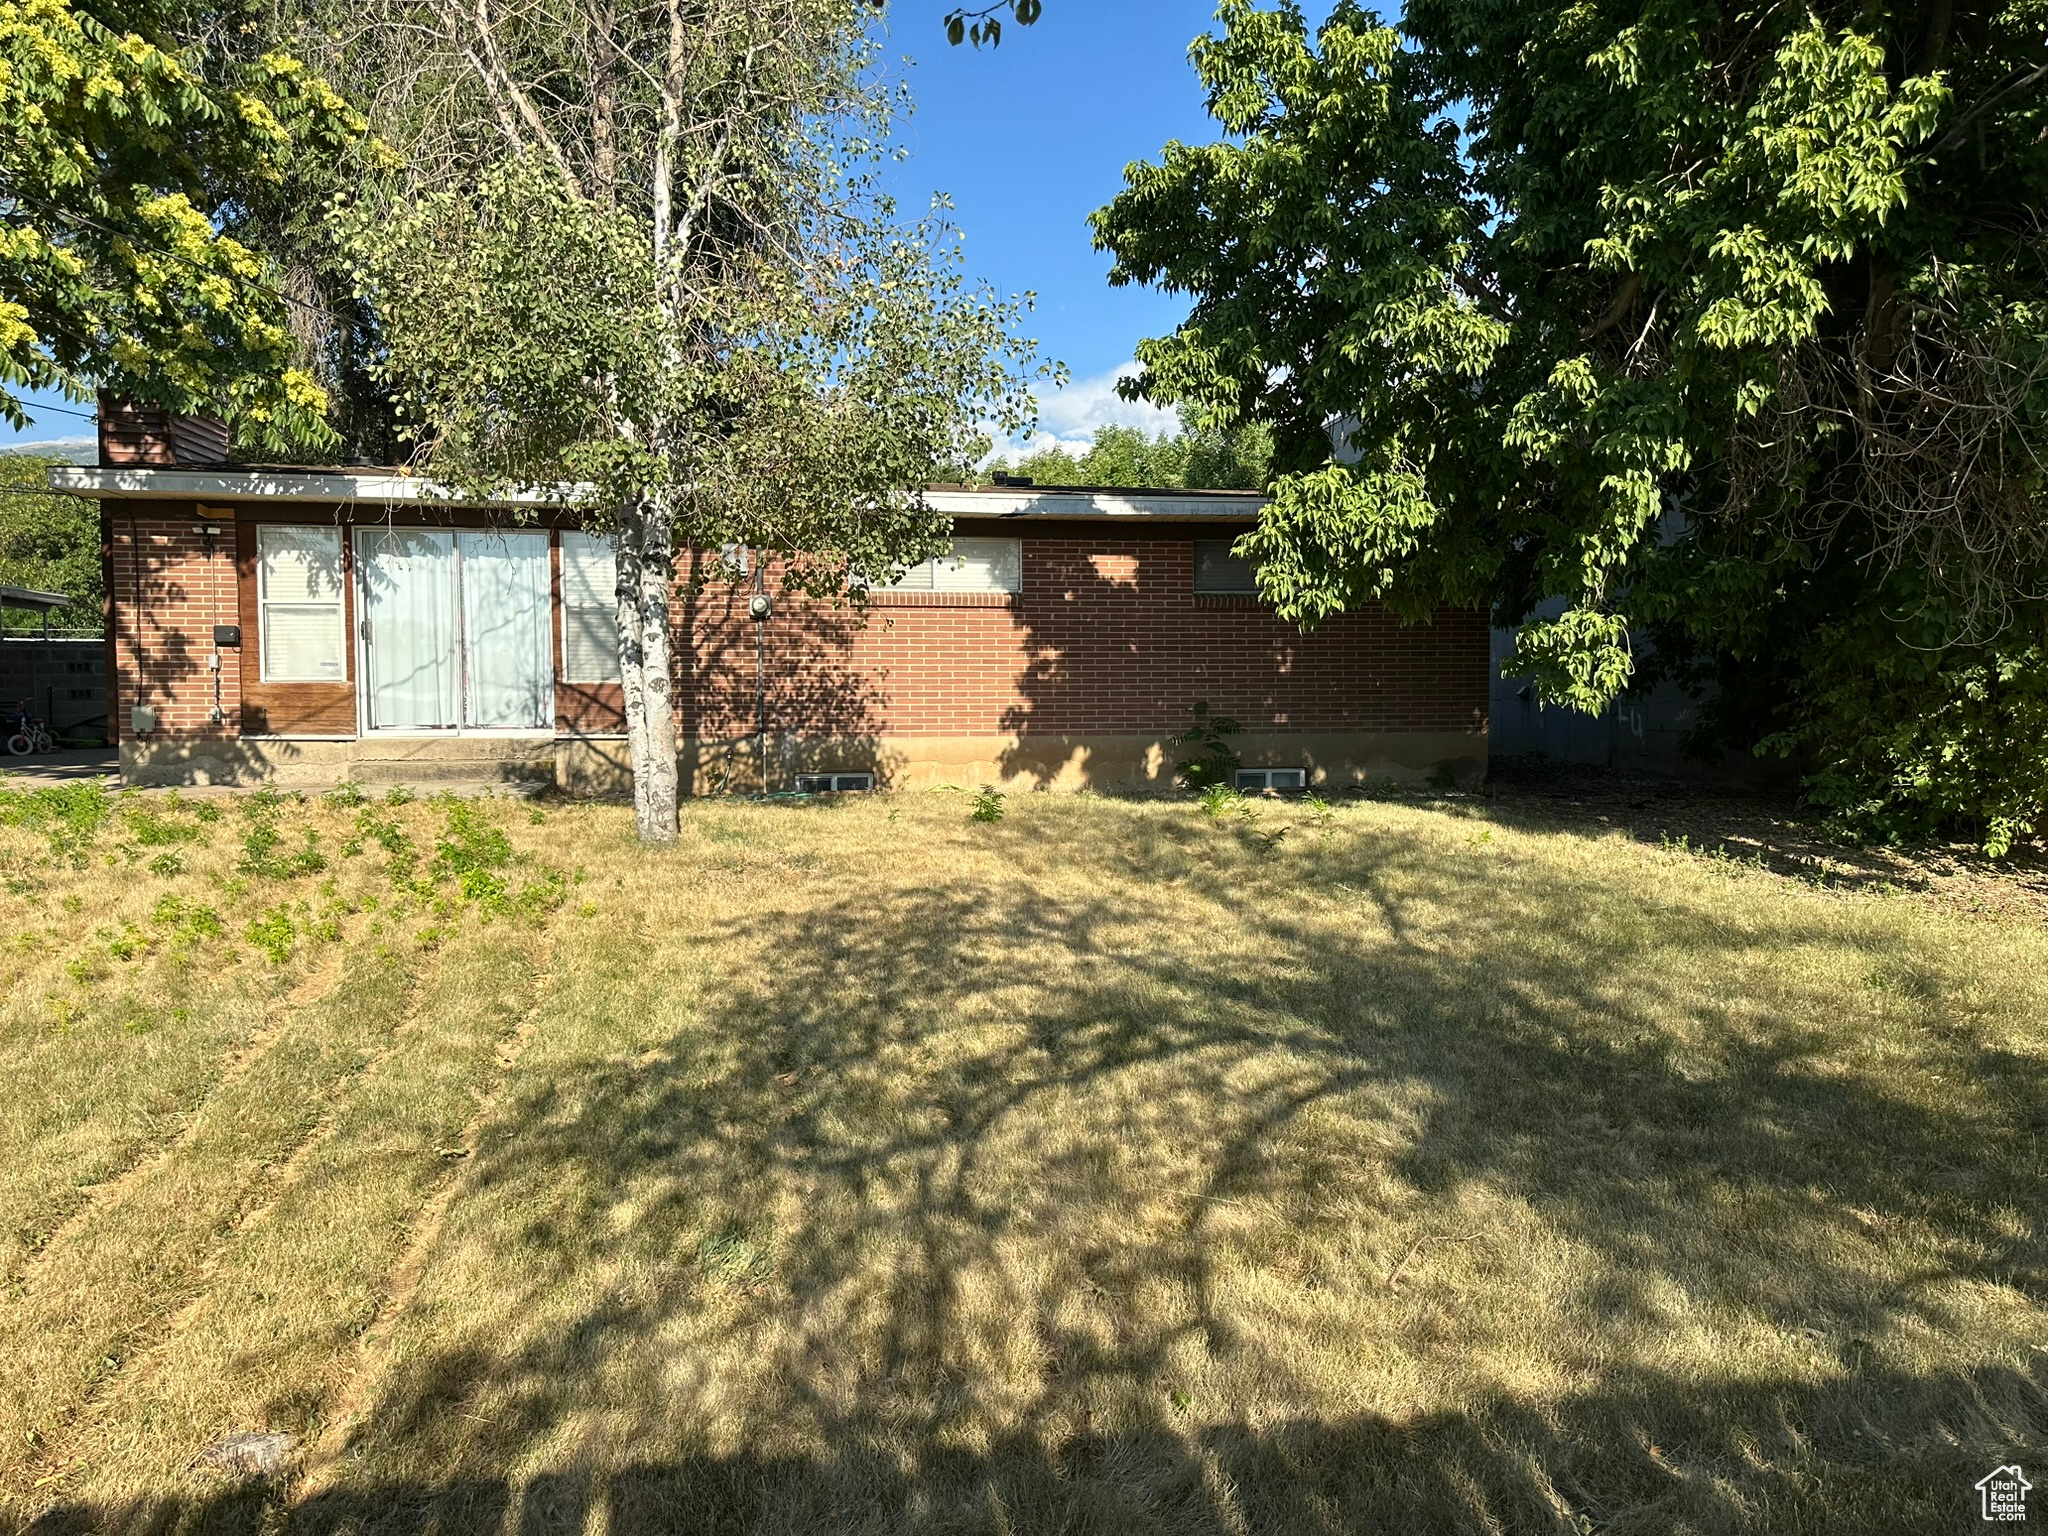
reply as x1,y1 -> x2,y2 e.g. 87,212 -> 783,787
880,537 -> 1022,593
560,531 -> 623,683
1194,539 -> 1260,594
256,525 -> 346,682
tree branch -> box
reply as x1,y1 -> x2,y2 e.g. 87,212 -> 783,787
1931,61 -> 2048,155
1579,271 -> 1642,342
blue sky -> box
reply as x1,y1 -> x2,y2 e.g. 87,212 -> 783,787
1,389 -> 97,455
873,1 -> 1250,457
1,1 -> 1303,456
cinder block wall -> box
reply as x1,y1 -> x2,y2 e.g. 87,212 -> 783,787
0,638 -> 108,739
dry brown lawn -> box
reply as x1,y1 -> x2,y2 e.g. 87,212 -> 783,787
0,778 -> 2043,1534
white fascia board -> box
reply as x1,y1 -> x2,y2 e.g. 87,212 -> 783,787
923,489 -> 1266,520
44,465 -> 575,507
46,468 -> 1267,522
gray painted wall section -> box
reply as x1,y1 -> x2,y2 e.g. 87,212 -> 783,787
1489,625 -> 1705,773
1490,613 -> 1791,786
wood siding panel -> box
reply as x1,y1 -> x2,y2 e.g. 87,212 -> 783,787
236,519 -> 357,737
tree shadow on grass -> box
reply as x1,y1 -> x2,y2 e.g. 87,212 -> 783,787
29,813 -> 2048,1534
34,1361 -> 2042,1536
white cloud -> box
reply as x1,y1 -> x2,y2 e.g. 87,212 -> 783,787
985,361 -> 1180,463
1035,362 -> 1180,439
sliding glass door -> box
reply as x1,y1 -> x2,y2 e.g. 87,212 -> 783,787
355,528 -> 552,733
358,529 -> 457,730
459,532 -> 552,728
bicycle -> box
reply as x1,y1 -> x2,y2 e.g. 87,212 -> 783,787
3,700 -> 54,756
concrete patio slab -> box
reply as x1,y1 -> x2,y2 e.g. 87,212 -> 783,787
0,748 -> 119,786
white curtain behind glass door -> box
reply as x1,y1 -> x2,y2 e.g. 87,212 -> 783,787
459,531 -> 552,729
357,529 -> 458,729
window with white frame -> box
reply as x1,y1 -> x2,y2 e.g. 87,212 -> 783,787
256,525 -> 346,682
354,528 -> 552,731
879,537 -> 1022,594
1236,767 -> 1308,792
560,531 -> 622,683
1195,538 -> 1260,594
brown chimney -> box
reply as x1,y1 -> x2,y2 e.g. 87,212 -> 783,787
97,391 -> 231,467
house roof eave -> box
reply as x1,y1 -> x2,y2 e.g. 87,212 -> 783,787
44,467 -> 1270,523
43,465 -> 571,508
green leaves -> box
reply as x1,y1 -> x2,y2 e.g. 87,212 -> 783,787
335,151 -> 657,495
0,0 -> 362,447
338,1 -> 1055,587
1239,461 -> 1442,624
985,419 -> 1272,491
1094,0 -> 2048,846
0,453 -> 99,631
1761,592 -> 2048,855
944,1 -> 1039,49
1508,610 -> 1636,716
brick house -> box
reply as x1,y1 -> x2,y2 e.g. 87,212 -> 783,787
54,414 -> 1489,792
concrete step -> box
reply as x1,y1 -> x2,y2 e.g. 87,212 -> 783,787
127,737 -> 560,791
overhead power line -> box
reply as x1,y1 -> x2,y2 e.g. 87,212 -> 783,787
7,399 -> 98,422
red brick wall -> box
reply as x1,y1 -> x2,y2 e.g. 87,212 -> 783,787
107,512 -> 1489,746
106,505 -> 243,742
678,529 -> 1489,741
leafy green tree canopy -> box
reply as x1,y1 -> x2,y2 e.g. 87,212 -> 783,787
1093,0 -> 2048,716
0,0 -> 364,446
0,452 -> 98,630
324,0 -> 1054,840
985,417 -> 1271,490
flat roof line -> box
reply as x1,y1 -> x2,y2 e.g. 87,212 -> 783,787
44,466 -> 558,507
0,584 -> 70,609
47,468 -> 1268,520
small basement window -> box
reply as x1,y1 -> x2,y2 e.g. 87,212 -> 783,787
795,772 -> 876,793
1236,767 -> 1307,792
1194,539 -> 1259,594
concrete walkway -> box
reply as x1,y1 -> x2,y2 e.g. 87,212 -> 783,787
0,748 -> 119,786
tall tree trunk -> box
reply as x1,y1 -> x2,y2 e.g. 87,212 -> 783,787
636,494 -> 680,841
587,0 -> 617,201
614,493 -> 652,828
614,0 -> 686,843
615,491 -> 679,843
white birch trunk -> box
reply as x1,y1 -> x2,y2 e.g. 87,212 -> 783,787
614,494 -> 652,831
611,0 -> 685,843
614,492 -> 679,843
635,495 -> 680,841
